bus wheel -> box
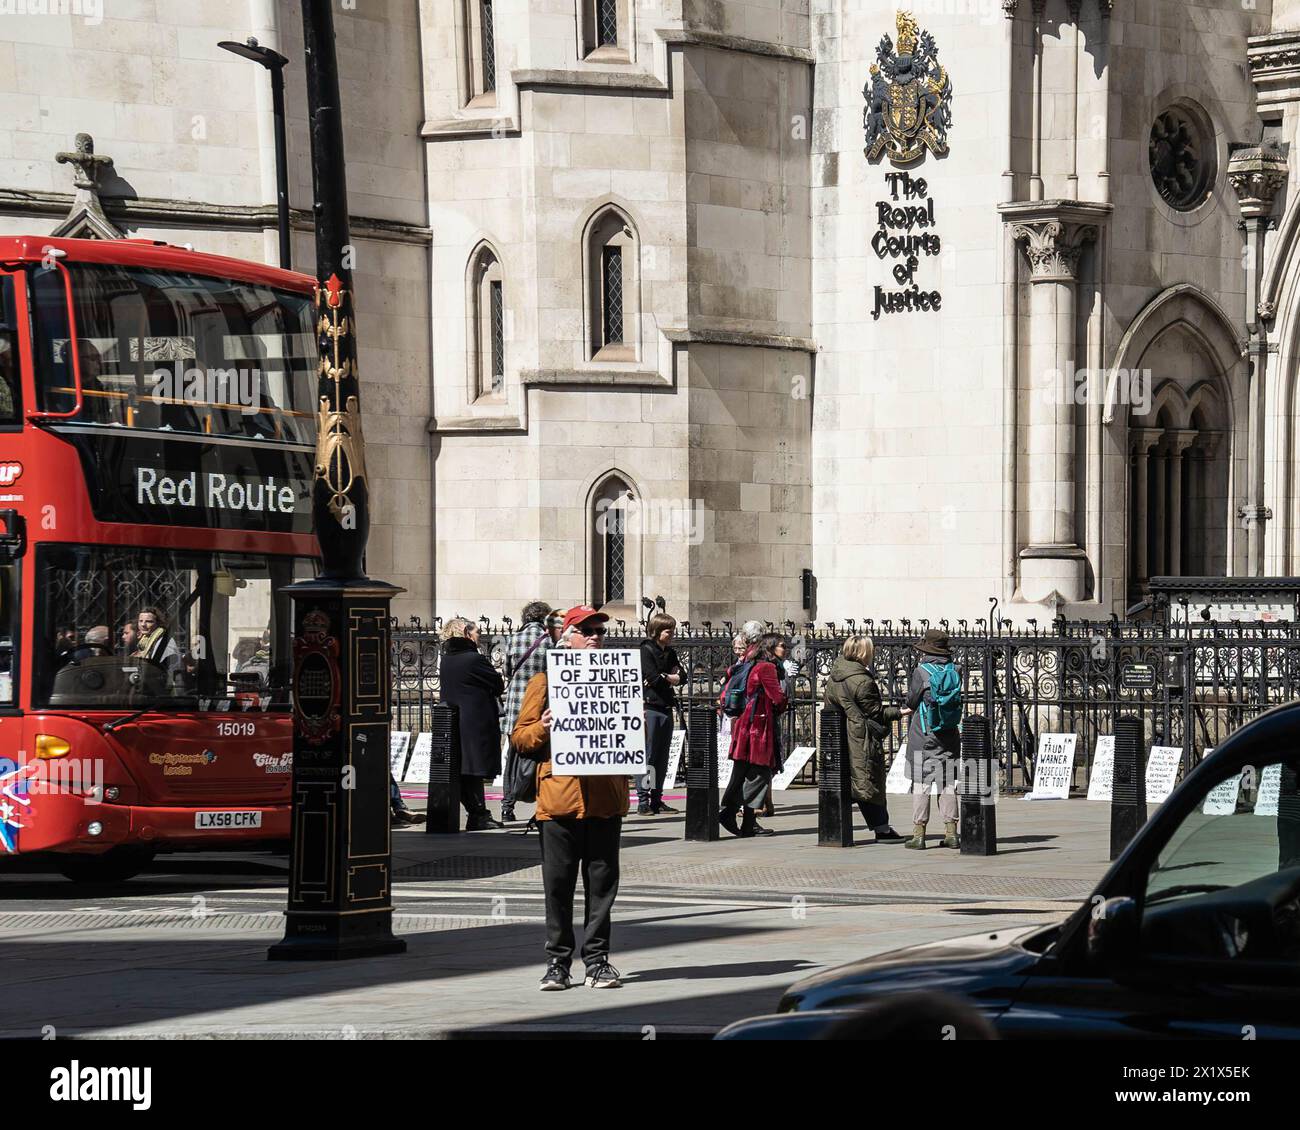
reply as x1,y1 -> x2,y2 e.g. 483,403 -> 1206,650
55,847 -> 157,884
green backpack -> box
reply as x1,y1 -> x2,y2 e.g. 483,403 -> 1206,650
919,662 -> 962,733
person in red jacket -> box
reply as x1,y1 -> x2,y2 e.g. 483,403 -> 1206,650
718,632 -> 788,837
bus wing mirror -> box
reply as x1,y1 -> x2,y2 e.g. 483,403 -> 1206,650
0,510 -> 26,560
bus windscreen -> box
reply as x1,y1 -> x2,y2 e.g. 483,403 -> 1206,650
34,545 -> 315,711
31,263 -> 316,444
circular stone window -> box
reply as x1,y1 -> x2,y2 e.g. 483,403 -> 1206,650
1149,104 -> 1215,211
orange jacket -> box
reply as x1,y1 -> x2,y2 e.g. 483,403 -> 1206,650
511,671 -> 630,821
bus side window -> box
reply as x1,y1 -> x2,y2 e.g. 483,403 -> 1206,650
0,562 -> 17,705
0,275 -> 21,424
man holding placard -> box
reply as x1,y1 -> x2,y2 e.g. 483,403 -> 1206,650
512,606 -> 635,992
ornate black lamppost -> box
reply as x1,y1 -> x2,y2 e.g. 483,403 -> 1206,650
269,0 -> 404,960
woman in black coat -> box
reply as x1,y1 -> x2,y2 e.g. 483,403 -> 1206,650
439,618 -> 506,830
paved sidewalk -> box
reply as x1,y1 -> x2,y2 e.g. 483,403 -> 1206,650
0,791 -> 1127,1038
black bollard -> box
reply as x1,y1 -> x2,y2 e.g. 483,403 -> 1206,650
1110,715 -> 1146,860
818,706 -> 853,846
685,705 -> 719,841
426,702 -> 461,834
959,714 -> 997,855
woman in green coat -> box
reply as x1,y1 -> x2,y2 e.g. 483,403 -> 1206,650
824,635 -> 909,842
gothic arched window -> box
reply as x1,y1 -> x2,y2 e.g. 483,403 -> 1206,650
468,243 -> 505,400
584,207 -> 638,363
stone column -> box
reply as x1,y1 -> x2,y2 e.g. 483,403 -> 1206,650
1228,142 -> 1288,575
1029,0 -> 1045,201
1066,0 -> 1081,198
1167,430 -> 1197,576
1152,441 -> 1167,578
1002,0 -> 1019,203
1131,428 -> 1162,589
1005,205 -> 1105,603
1096,0 -> 1112,202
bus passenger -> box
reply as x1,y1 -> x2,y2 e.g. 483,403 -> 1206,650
71,625 -> 112,662
133,606 -> 180,670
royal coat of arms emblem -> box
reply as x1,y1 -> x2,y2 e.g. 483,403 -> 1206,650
864,11 -> 952,165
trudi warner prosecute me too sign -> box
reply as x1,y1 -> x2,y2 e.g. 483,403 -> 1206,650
548,649 -> 648,776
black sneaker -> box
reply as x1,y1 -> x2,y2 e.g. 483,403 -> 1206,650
539,961 -> 571,991
652,801 -> 679,814
584,961 -> 623,989
873,826 -> 907,843
391,808 -> 419,826
466,812 -> 504,831
636,802 -> 652,816
501,806 -> 516,823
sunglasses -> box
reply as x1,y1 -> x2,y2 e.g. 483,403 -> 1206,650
574,624 -> 607,637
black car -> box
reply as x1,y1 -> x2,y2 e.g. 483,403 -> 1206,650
717,702 -> 1300,1039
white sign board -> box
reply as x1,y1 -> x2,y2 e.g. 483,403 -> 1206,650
662,730 -> 687,789
1086,736 -> 1114,801
772,746 -> 816,791
718,751 -> 734,791
389,731 -> 411,779
546,649 -> 647,776
1202,767 -> 1245,818
1145,746 -> 1182,804
492,735 -> 509,787
1027,733 -> 1077,800
886,745 -> 936,795
1254,763 -> 1282,817
404,732 -> 432,784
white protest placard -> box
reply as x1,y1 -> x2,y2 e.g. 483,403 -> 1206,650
886,745 -> 936,795
492,735 -> 509,787
718,752 -> 734,791
389,731 -> 411,779
547,649 -> 647,776
1027,733 -> 1077,800
1254,763 -> 1282,816
772,746 -> 816,791
662,730 -> 687,789
404,732 -> 432,784
1145,746 -> 1182,804
1202,765 -> 1245,818
1087,736 -> 1115,801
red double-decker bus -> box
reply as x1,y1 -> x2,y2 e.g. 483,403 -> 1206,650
0,236 -> 319,881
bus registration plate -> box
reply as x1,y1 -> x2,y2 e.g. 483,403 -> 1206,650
195,810 -> 262,830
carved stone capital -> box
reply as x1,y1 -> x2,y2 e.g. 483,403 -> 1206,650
1227,141 -> 1289,219
1009,219 -> 1099,281
1002,0 -> 1019,15
1131,427 -> 1164,456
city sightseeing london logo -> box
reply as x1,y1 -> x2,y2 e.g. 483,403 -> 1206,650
864,10 -> 952,166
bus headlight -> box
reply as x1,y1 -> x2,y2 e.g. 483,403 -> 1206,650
86,822 -> 103,836
35,734 -> 71,759
105,786 -> 120,801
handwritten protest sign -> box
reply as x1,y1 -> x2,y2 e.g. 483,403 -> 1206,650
772,746 -> 816,791
547,649 -> 647,776
1086,736 -> 1114,801
390,731 -> 411,779
492,735 -> 509,787
1026,734 -> 1077,800
1254,763 -> 1282,817
886,745 -> 936,795
1145,746 -> 1182,804
404,732 -> 432,784
662,730 -> 687,789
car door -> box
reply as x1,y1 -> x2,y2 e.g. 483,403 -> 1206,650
999,752 -> 1300,1039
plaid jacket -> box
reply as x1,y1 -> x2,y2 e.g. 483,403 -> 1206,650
502,623 -> 553,742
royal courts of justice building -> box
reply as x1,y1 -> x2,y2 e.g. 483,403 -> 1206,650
8,0 -> 1300,626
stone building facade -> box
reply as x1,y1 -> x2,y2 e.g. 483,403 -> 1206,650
8,1 -> 1300,625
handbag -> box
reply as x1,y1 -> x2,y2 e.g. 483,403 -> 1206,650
504,631 -> 551,805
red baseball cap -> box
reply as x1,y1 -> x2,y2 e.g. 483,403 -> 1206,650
561,605 -> 610,635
